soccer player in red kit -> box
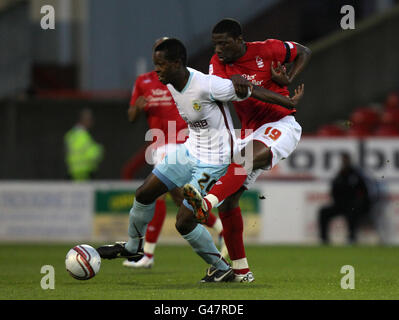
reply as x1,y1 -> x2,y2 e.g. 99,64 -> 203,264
183,19 -> 311,282
124,67 -> 226,268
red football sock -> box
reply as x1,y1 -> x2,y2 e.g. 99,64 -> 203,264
234,267 -> 250,275
204,211 -> 217,228
207,163 -> 247,207
218,207 -> 246,261
145,199 -> 166,243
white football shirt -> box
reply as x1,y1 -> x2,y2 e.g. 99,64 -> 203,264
167,67 -> 248,165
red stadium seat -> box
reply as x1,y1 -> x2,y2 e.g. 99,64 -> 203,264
346,123 -> 371,137
374,125 -> 399,136
380,108 -> 399,126
349,107 -> 381,131
373,109 -> 399,136
384,92 -> 399,111
316,124 -> 346,136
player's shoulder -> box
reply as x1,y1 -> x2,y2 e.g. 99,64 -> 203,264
187,67 -> 209,83
136,71 -> 157,84
247,39 -> 283,49
189,67 -> 224,85
210,53 -> 221,64
187,67 -> 228,97
245,39 -> 285,59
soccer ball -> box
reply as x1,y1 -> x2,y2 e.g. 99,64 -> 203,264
65,244 -> 101,280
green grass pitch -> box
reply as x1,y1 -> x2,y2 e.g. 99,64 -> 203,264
1,244 -> 399,300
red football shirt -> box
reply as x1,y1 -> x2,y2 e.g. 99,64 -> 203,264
130,71 -> 188,146
210,39 -> 298,137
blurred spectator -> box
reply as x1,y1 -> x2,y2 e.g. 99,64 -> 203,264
64,108 -> 104,180
318,154 -> 372,244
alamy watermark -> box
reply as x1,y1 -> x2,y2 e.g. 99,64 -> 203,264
340,265 -> 355,289
40,265 -> 55,290
143,124 -> 255,175
40,5 -> 55,30
340,5 -> 355,30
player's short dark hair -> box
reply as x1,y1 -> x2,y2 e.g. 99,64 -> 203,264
153,38 -> 187,66
212,18 -> 242,38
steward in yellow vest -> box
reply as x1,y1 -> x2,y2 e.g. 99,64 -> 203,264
64,109 -> 103,180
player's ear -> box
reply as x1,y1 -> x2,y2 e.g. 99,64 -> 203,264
235,35 -> 243,44
173,59 -> 183,68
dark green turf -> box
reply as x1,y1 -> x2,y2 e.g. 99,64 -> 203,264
0,244 -> 398,300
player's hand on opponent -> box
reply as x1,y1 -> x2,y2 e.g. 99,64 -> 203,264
289,84 -> 304,106
230,74 -> 253,99
271,61 -> 291,87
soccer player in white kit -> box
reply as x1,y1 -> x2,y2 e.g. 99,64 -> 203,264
97,38 -> 303,282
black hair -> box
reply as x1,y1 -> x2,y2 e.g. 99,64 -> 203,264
212,18 -> 242,38
153,38 -> 187,66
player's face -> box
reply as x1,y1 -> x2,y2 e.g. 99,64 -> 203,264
153,50 -> 176,84
212,33 -> 242,64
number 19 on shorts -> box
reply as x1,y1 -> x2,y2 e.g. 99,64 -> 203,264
264,127 -> 282,141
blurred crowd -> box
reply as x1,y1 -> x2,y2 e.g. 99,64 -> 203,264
315,91 -> 399,137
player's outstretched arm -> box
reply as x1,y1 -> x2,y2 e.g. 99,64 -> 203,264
230,74 -> 304,108
128,96 -> 147,122
251,83 -> 304,108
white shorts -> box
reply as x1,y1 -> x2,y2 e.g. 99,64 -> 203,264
237,116 -> 302,189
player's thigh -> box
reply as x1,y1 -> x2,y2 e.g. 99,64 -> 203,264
152,144 -> 183,204
151,143 -> 179,166
169,187 -> 184,207
250,116 -> 302,170
235,137 -> 272,171
135,173 -> 169,204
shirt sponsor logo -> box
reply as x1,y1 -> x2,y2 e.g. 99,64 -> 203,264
188,119 -> 208,129
242,74 -> 264,86
147,89 -> 173,105
152,89 -> 169,96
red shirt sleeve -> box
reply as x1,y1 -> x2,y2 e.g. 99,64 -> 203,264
129,75 -> 143,106
264,39 -> 298,64
209,54 -> 228,78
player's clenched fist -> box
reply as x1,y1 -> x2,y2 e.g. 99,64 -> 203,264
230,74 -> 253,99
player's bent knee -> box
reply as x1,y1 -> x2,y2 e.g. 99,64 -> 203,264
170,188 -> 184,207
175,208 -> 197,235
175,217 -> 190,235
135,186 -> 156,205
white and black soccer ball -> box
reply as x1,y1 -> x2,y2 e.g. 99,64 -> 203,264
65,244 -> 101,280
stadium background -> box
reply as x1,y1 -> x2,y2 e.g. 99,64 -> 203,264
1,0 -> 399,300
